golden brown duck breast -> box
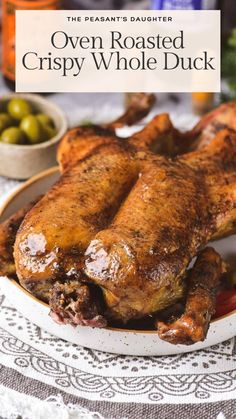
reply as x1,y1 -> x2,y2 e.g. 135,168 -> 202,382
14,142 -> 139,302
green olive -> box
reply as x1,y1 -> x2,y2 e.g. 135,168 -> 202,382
43,125 -> 57,140
0,113 -> 15,134
8,98 -> 33,121
20,114 -> 45,144
0,127 -> 26,145
0,100 -> 7,113
36,113 -> 54,128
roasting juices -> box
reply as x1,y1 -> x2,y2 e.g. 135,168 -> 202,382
2,0 -> 62,91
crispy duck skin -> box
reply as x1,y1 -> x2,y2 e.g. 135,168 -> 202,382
58,102 -> 236,173
0,199 -> 40,277
57,114 -> 176,173
14,141 -> 139,312
57,93 -> 156,172
14,129 -> 236,330
9,101 -> 236,335
129,113 -> 181,155
84,130 -> 236,324
57,125 -> 116,173
129,100 -> 236,154
157,247 -> 224,345
187,101 -> 236,151
4,119 -> 164,300
84,157 -> 207,322
181,130 -> 236,239
137,101 -> 236,154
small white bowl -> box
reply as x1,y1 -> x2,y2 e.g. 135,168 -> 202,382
0,94 -> 68,179
0,168 -> 236,356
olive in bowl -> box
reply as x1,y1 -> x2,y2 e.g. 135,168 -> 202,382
8,98 -> 33,121
0,94 -> 68,179
0,97 -> 58,146
1,127 -> 27,145
0,113 -> 16,134
20,115 -> 46,144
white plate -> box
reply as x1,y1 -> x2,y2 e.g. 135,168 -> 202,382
0,167 -> 236,356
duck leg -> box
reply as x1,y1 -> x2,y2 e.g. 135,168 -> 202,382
157,247 -> 225,345
109,93 -> 156,128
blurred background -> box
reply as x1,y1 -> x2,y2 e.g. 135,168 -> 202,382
1,0 -> 236,113
0,0 -> 235,184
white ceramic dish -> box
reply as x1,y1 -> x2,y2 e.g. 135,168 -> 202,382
0,167 -> 236,356
0,94 -> 68,179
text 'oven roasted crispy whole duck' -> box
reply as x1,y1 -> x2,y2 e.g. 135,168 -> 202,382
1,99 -> 236,345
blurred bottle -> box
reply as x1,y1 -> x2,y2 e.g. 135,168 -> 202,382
63,0 -> 114,8
151,0 -> 217,9
221,0 -> 236,40
191,92 -> 214,115
2,0 -> 62,91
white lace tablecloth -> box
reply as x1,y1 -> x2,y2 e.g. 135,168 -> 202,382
0,81 -> 235,419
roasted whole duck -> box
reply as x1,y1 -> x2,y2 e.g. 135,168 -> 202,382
13,127 -> 236,342
0,101 -> 236,345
